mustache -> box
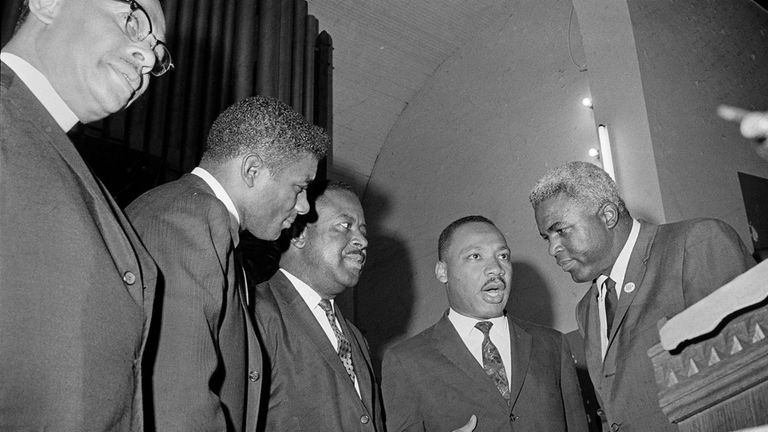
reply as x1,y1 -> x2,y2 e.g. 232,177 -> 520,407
482,276 -> 506,289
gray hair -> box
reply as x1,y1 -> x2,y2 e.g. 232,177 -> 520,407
529,161 -> 627,214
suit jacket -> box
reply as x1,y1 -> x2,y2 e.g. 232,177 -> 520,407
1,63 -> 157,430
126,174 -> 263,432
576,219 -> 755,431
381,313 -> 589,432
252,271 -> 384,432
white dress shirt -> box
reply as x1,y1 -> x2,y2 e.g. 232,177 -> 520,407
280,268 -> 362,397
447,308 -> 512,390
191,167 -> 248,302
596,218 -> 640,360
1,52 -> 79,131
191,167 -> 241,225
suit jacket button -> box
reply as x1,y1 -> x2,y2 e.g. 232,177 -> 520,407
122,271 -> 136,285
248,371 -> 260,382
360,414 -> 370,424
509,413 -> 519,422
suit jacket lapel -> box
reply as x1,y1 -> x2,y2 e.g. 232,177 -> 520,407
577,285 -> 604,390
507,317 -> 531,411
270,272 -> 357,389
2,64 -> 155,306
432,315 -> 509,408
604,222 -> 657,374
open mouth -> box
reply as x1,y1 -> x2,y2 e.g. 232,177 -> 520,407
481,280 -> 506,302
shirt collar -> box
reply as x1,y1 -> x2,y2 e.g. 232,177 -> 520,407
191,167 -> 241,225
280,268 -> 333,312
447,308 -> 507,339
1,52 -> 79,132
597,218 -> 640,297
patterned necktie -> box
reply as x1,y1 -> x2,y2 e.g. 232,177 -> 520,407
318,299 -> 357,383
603,277 -> 618,338
475,321 -> 510,404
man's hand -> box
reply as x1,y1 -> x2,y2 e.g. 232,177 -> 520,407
717,105 -> 768,161
452,415 -> 477,432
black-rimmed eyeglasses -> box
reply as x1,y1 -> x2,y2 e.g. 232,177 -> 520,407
118,0 -> 174,77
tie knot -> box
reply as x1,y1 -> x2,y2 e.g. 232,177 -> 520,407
318,298 -> 334,317
603,277 -> 616,293
475,321 -> 493,334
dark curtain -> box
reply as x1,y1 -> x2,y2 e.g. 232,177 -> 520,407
2,0 -> 334,283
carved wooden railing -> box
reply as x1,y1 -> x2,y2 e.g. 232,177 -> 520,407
648,260 -> 768,432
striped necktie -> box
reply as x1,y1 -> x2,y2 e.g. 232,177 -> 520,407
319,299 -> 356,382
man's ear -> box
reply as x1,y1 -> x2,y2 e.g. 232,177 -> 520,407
242,153 -> 266,188
290,229 -> 307,249
28,0 -> 62,24
599,202 -> 620,229
435,261 -> 448,284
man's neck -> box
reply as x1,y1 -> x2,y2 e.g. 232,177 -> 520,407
602,214 -> 634,276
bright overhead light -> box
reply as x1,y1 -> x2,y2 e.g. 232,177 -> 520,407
582,97 -> 593,109
588,148 -> 600,158
598,124 -> 615,181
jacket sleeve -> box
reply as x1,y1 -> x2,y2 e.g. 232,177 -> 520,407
681,219 -> 755,307
381,348 -> 425,432
129,196 -> 234,432
559,334 -> 590,432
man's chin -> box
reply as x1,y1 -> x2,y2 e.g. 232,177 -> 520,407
568,270 -> 593,284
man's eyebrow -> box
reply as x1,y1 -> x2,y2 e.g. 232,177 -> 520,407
546,221 -> 565,232
457,245 -> 481,255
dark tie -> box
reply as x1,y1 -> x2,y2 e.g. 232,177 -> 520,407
603,277 -> 618,338
318,299 -> 357,383
475,321 -> 510,404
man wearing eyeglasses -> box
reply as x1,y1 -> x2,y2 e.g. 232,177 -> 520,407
0,0 -> 172,430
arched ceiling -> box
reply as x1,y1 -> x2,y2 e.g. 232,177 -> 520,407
307,1 -> 516,192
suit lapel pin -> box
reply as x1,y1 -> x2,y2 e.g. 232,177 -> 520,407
623,282 -> 635,293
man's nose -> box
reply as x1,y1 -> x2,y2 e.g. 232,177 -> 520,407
547,238 -> 563,257
129,43 -> 157,76
486,259 -> 504,277
295,190 -> 310,215
351,229 -> 368,249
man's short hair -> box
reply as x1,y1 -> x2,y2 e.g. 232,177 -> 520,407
202,96 -> 329,174
528,161 -> 627,215
437,215 -> 496,261
279,179 -> 358,248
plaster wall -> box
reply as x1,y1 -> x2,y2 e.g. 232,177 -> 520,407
357,0 -> 597,360
572,0 -> 666,223
628,0 -> 768,243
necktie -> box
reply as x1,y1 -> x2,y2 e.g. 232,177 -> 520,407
318,299 -> 357,383
603,277 -> 618,338
475,321 -> 510,404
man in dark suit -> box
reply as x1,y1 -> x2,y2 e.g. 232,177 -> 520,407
530,161 -> 755,431
0,0 -> 171,430
126,96 -> 329,432
253,180 -> 385,432
382,215 -> 589,432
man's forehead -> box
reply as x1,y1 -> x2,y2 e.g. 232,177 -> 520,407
318,189 -> 363,214
536,194 -> 574,216
452,223 -> 506,249
284,155 -> 319,176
